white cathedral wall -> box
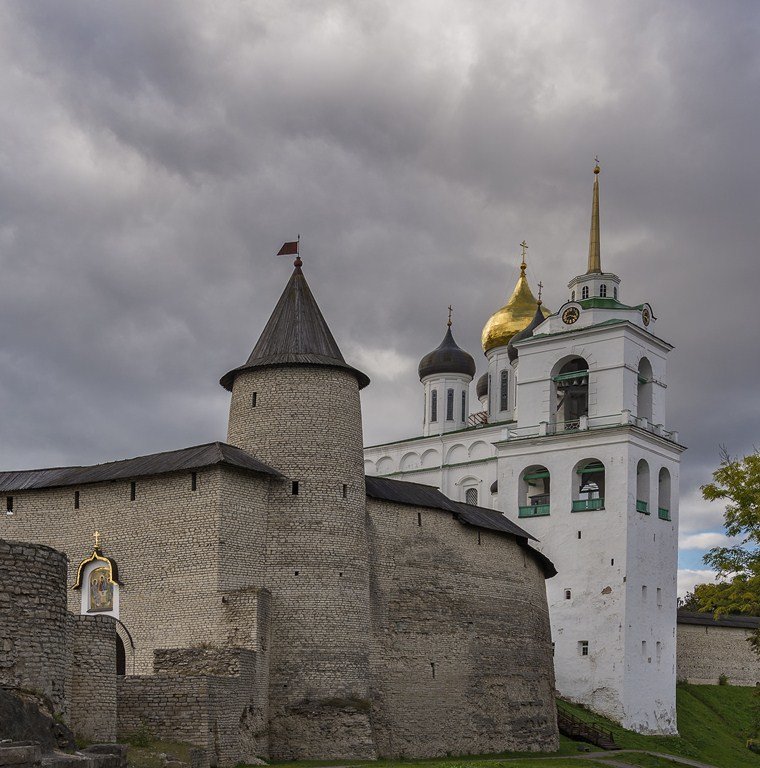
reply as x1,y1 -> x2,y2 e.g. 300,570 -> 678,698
515,324 -> 672,431
364,426 -> 500,508
497,430 -> 631,722
620,434 -> 680,734
495,423 -> 680,732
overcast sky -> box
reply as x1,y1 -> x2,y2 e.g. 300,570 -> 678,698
1,1 -> 757,595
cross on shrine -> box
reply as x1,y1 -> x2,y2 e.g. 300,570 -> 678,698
94,530 -> 101,549
537,281 -> 544,302
447,305 -> 453,327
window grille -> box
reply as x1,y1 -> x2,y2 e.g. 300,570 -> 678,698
500,370 -> 509,411
579,640 -> 589,656
600,284 -> 607,297
465,488 -> 478,505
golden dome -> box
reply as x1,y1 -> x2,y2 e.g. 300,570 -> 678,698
481,264 -> 551,353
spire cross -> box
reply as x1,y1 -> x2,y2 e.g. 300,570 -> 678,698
447,305 -> 453,327
537,281 -> 544,303
94,530 -> 101,549
519,240 -> 528,269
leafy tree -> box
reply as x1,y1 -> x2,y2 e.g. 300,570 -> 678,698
695,447 -> 760,654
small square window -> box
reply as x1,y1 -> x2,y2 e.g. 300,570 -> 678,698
251,392 -> 257,408
577,530 -> 582,539
291,481 -> 299,495
6,496 -> 13,512
565,589 -> 572,600
579,640 -> 589,656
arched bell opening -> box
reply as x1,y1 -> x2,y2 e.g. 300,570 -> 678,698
638,357 -> 653,422
658,468 -> 671,520
552,357 -> 589,430
636,459 -> 650,514
518,466 -> 551,518
573,459 -> 605,512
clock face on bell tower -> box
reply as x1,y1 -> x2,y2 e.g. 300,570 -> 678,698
562,306 -> 580,325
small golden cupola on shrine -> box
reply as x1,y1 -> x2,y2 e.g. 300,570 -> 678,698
481,242 -> 551,353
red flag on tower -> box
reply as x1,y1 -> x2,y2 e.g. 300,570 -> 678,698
277,240 -> 299,256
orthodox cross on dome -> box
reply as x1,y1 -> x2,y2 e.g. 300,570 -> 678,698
519,240 -> 529,270
447,305 -> 453,327
537,281 -> 544,304
93,530 -> 101,550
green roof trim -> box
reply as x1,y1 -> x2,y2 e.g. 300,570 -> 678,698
577,463 -> 605,475
577,297 -> 643,311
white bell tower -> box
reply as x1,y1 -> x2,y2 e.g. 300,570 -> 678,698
497,164 -> 685,734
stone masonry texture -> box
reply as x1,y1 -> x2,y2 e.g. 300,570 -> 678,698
677,623 -> 760,685
367,498 -> 558,756
0,539 -> 117,744
0,361 -> 560,761
228,366 -> 375,760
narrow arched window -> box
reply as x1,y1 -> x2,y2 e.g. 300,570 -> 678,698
614,286 -> 618,299
571,290 -> 576,301
446,388 -> 454,421
582,286 -> 589,300
600,284 -> 607,297
461,390 -> 466,422
658,468 -> 671,520
500,370 -> 509,411
465,488 -> 478,505
430,390 -> 438,422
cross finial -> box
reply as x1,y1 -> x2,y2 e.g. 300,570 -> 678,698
94,530 -> 101,550
537,281 -> 544,304
519,240 -> 528,270
447,305 -> 453,327
594,155 -> 600,174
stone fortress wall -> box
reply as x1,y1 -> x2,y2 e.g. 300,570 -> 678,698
227,366 -> 376,760
0,538 -> 117,743
0,465 -> 266,675
0,261 -> 561,762
367,498 -> 558,756
677,612 -> 760,686
118,647 -> 269,765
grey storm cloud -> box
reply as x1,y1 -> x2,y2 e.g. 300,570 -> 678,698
0,1 -> 758,581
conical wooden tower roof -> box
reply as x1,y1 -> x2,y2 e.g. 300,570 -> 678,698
220,257 -> 370,391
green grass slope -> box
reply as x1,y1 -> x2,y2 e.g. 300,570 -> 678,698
559,683 -> 760,768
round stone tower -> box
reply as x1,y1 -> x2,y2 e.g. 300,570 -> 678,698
220,255 -> 375,759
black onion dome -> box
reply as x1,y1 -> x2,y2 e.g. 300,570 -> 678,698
476,372 -> 488,399
507,303 -> 546,363
418,327 -> 476,381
